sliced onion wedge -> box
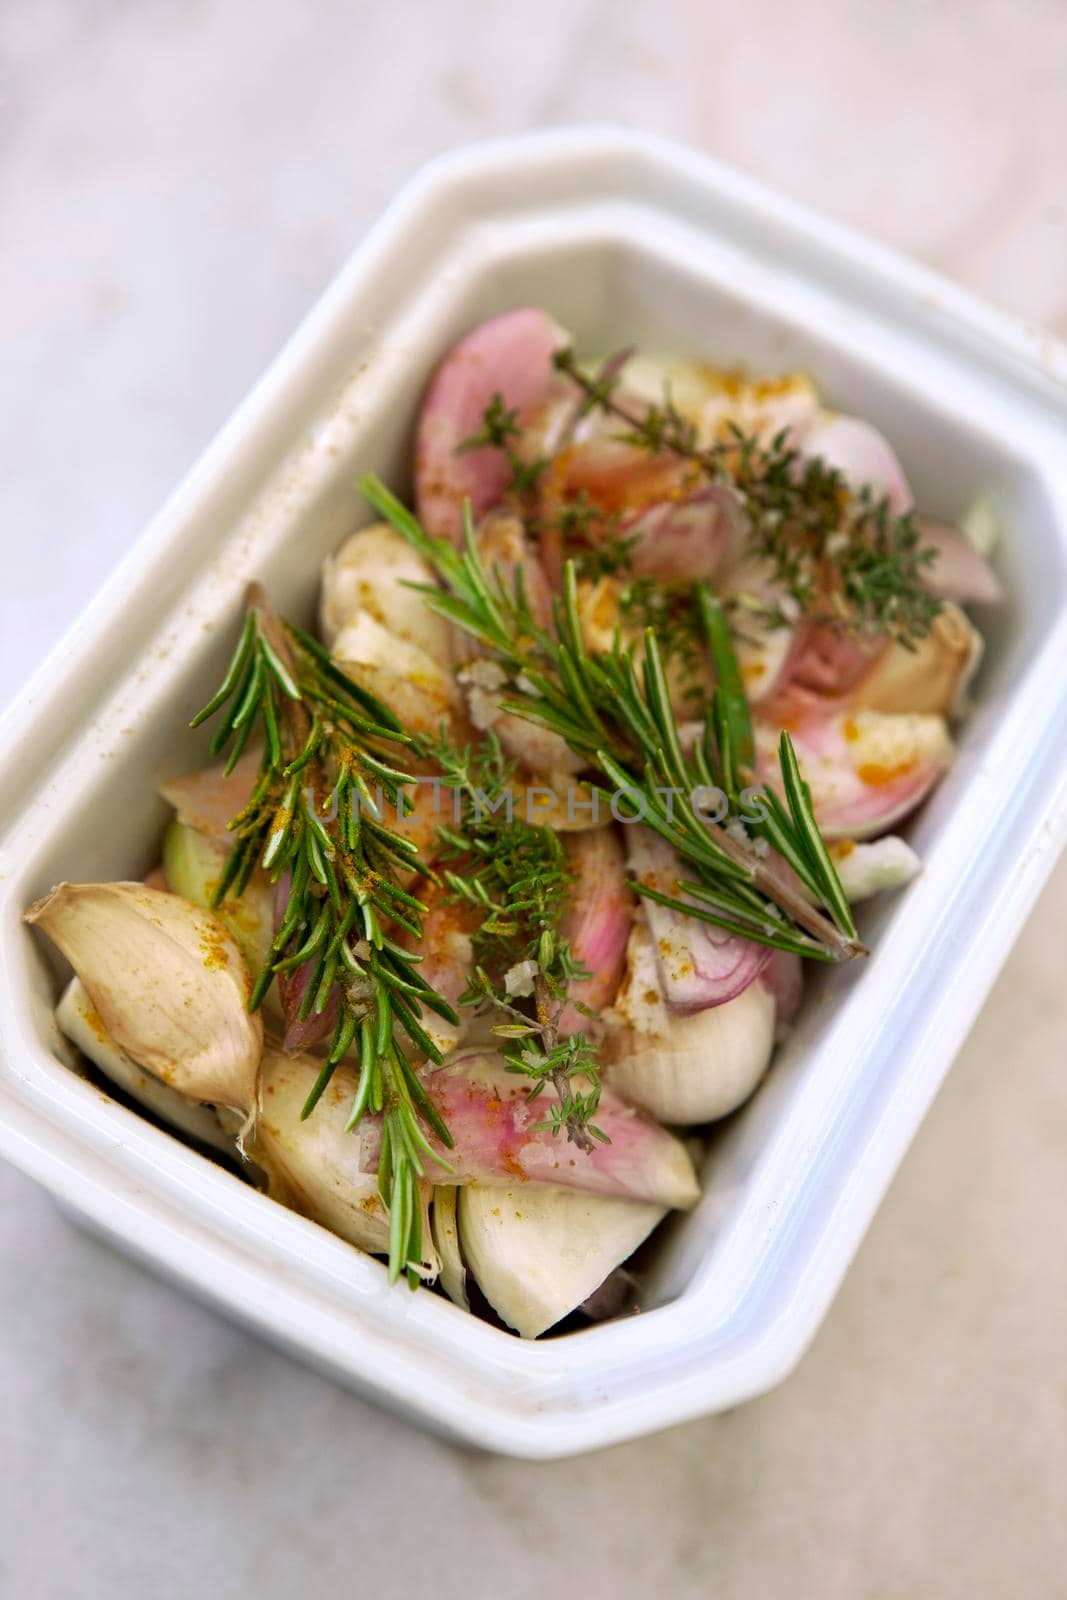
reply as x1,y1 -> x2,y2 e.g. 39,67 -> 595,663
361,1050 -> 700,1209
626,827 -> 770,1010
557,827 -> 633,1036
458,1182 -> 665,1339
755,695 -> 953,839
604,925 -> 777,1123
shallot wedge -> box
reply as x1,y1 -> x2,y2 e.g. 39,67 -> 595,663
26,881 -> 262,1115
798,413 -> 914,514
319,519 -> 451,658
624,487 -> 744,585
395,881 -> 479,1061
458,1182 -> 665,1339
917,518 -> 1004,605
761,948 -> 805,1036
360,1050 -> 700,1209
604,925 -> 777,1124
272,872 -> 339,1053
755,694 -> 954,840
415,307 -> 568,544
250,1045 -> 438,1278
557,827 -> 634,1037
626,827 -> 770,1011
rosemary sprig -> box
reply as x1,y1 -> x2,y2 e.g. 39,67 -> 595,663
359,476 -> 862,962
550,347 -> 941,648
420,729 -> 605,1150
190,583 -> 458,1285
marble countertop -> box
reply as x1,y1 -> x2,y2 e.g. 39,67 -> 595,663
2,3 -> 1065,1595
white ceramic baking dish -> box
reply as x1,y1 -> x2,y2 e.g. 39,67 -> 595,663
3,129 -> 1067,1459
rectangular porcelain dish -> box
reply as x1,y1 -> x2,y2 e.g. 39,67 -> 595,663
3,129 -> 1067,1460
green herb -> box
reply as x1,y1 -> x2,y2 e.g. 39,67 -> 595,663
419,729 -> 606,1150
551,348 -> 941,647
190,583 -> 458,1286
360,476 -> 862,962
457,391 -> 547,503
618,575 -> 705,680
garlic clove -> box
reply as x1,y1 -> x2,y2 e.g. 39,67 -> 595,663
431,1187 -> 468,1310
604,925 -> 777,1124
845,602 -> 983,719
458,1182 -> 665,1339
25,881 -> 262,1113
56,977 -> 235,1154
829,835 -> 921,902
319,520 -> 451,659
332,611 -> 461,737
251,1045 -> 438,1277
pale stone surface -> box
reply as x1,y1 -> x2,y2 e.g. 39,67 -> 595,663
2,2 -> 1066,1594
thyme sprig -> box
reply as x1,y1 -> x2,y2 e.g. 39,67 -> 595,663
418,729 -> 605,1149
190,583 -> 458,1285
359,477 -> 862,962
550,347 -> 941,647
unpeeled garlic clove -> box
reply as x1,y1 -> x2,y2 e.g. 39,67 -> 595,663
162,818 -> 275,987
26,881 -> 262,1113
845,602 -> 983,719
250,1045 -> 438,1277
56,977 -> 235,1154
333,611 -> 460,736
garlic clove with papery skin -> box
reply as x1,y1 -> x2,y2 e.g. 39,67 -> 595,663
458,1182 -> 665,1339
250,1045 -> 438,1277
56,977 -> 235,1154
26,881 -> 262,1114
